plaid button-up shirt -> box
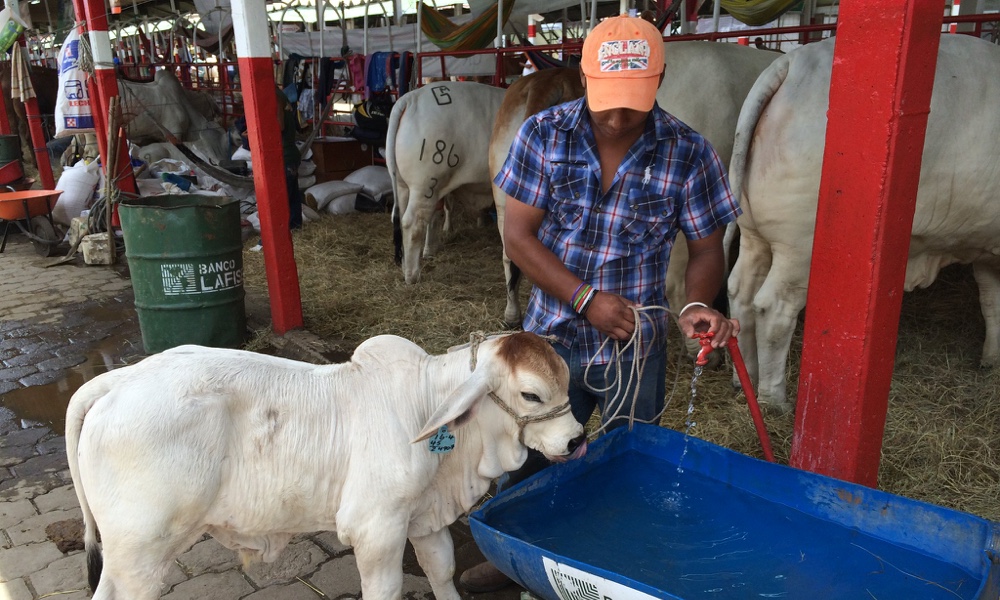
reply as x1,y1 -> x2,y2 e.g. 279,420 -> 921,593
495,98 -> 740,366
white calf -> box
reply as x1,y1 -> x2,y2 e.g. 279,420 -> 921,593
65,332 -> 586,600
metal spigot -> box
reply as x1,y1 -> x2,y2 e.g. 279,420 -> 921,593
694,331 -> 715,367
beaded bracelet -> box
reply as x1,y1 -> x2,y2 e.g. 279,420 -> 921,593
571,283 -> 594,314
570,282 -> 587,309
578,289 -> 598,315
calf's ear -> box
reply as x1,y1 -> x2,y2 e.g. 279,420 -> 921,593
411,369 -> 490,443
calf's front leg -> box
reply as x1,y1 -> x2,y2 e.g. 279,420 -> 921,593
352,515 -> 409,600
410,527 -> 461,600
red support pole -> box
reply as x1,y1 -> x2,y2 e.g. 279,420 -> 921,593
232,0 -> 304,334
68,0 -> 108,163
81,0 -> 138,209
17,38 -> 55,189
0,84 -> 12,135
789,0 -> 944,486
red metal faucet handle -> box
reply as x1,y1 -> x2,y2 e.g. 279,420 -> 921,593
693,331 -> 715,367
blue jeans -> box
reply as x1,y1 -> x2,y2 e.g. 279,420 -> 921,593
497,339 -> 667,492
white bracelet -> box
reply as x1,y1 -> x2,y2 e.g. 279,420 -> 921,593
679,302 -> 708,316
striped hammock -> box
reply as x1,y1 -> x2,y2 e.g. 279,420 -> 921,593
419,1 -> 516,52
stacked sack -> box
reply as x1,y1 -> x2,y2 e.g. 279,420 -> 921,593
304,165 -> 393,216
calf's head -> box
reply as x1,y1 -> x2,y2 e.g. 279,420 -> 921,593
413,332 -> 586,462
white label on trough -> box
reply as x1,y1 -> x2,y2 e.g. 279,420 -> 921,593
543,557 -> 658,600
160,262 -> 243,295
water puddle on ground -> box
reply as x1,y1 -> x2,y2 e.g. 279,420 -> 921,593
1,343 -> 127,435
0,302 -> 142,435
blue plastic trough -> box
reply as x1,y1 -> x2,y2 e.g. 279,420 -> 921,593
470,424 -> 1000,600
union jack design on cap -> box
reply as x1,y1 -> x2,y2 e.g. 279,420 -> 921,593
598,39 -> 651,73
581,15 -> 664,112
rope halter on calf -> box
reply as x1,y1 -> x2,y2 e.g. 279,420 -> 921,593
464,331 -> 573,444
488,392 -> 572,444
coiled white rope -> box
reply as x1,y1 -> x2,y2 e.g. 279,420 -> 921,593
584,304 -> 687,439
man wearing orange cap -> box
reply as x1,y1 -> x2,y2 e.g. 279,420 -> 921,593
459,14 -> 741,593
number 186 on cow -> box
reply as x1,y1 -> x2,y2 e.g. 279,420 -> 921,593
419,139 -> 460,168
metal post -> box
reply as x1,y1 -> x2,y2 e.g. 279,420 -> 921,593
790,0 -> 944,486
387,2 -> 394,52
712,0 -> 721,32
68,0 -> 106,160
589,0 -> 598,29
82,0 -> 138,202
16,37 -> 55,189
496,0 -> 503,48
317,0 -> 324,56
231,0 -> 304,334
416,0 -> 422,54
799,0 -> 815,45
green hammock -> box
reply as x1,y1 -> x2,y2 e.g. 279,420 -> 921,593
419,1 -> 516,52
720,0 -> 801,27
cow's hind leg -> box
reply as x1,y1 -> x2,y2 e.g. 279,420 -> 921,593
494,192 -> 522,327
973,262 -> 1000,368
401,189 -> 435,284
666,236 -> 720,367
93,535 -> 194,600
750,252 -> 809,413
410,527 -> 460,600
502,253 -> 522,328
727,230 -> 772,391
424,198 -> 447,258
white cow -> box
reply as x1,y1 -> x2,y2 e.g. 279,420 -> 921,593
66,332 -> 586,600
727,34 -> 1000,412
490,43 -> 780,350
385,81 -> 507,283
118,69 -> 230,165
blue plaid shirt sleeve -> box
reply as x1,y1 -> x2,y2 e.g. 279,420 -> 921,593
679,140 -> 741,239
494,117 -> 548,210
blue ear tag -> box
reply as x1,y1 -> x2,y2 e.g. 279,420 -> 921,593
428,426 -> 456,454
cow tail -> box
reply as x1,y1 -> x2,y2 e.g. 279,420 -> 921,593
65,379 -> 110,593
385,95 -> 410,265
728,54 -> 791,231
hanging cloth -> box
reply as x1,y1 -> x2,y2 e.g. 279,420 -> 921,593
517,40 -> 581,71
419,0 -> 515,52
365,51 -> 400,98
9,43 -> 35,103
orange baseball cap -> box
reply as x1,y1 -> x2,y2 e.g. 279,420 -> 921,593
580,15 -> 665,112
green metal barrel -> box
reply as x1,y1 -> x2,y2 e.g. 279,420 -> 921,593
119,194 -> 247,354
0,135 -> 20,162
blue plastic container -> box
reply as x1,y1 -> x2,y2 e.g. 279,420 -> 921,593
470,424 -> 1000,600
